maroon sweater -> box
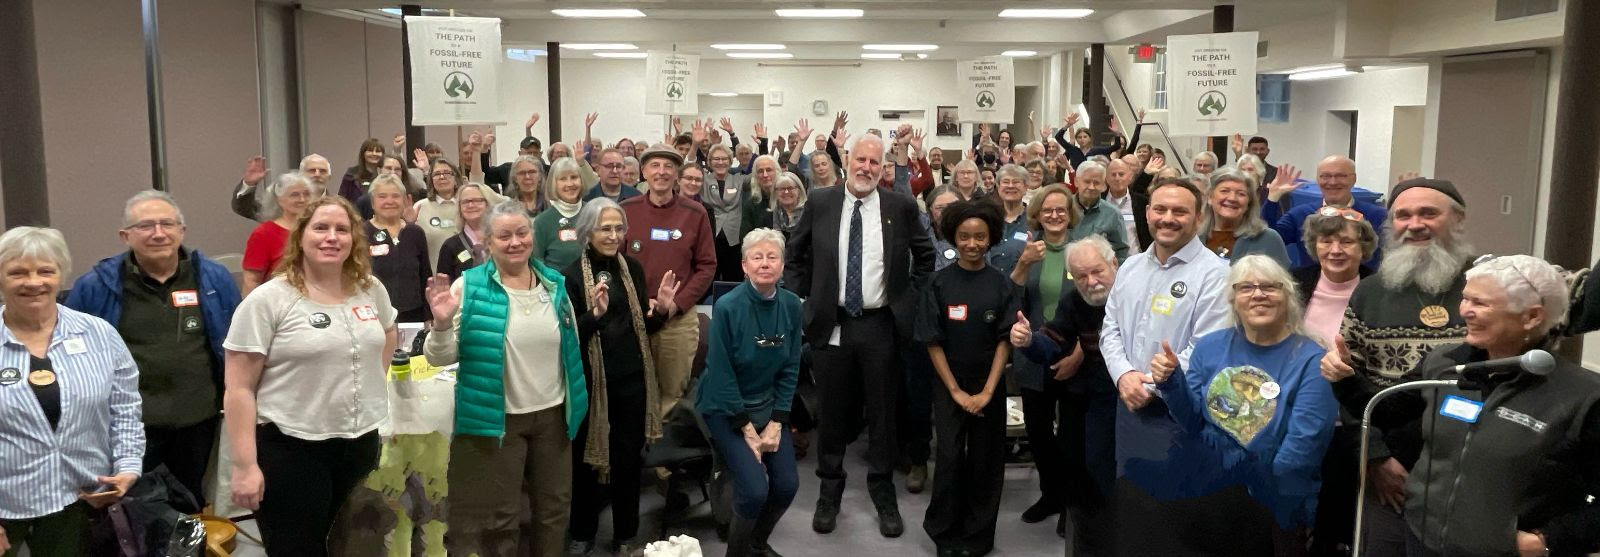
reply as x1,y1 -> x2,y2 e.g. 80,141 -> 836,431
620,193 -> 718,310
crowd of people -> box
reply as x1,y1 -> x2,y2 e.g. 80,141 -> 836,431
1,107 -> 1598,557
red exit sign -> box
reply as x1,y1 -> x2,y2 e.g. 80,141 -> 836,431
1132,43 -> 1160,63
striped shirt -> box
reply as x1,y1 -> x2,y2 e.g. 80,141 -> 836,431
0,305 -> 144,519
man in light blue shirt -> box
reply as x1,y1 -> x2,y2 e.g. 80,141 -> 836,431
1097,176 -> 1231,552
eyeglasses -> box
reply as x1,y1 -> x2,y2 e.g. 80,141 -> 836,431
1039,207 -> 1071,217
1316,206 -> 1364,221
1318,173 -> 1353,181
1232,282 -> 1284,296
777,186 -> 800,193
515,170 -> 541,177
601,163 -> 625,170
460,198 -> 489,206
125,219 -> 182,233
431,171 -> 456,178
594,225 -> 626,237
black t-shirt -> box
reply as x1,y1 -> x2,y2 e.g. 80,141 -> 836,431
30,355 -> 60,430
364,222 -> 432,316
915,264 -> 1018,379
1042,286 -> 1116,395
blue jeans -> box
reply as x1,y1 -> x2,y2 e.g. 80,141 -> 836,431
705,414 -> 799,520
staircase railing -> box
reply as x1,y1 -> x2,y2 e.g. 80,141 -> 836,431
1102,52 -> 1189,175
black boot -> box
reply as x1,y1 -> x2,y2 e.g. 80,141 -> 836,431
750,500 -> 787,556
812,477 -> 845,533
868,480 -> 904,537
724,513 -> 758,557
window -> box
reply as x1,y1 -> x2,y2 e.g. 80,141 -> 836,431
1152,52 -> 1168,110
1258,74 -> 1290,123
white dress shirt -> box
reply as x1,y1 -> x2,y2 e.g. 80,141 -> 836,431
1108,190 -> 1140,253
1099,236 -> 1230,393
836,188 -> 887,310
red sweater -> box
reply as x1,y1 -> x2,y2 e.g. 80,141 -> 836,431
620,194 -> 718,309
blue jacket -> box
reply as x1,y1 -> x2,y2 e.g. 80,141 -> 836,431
1264,195 -> 1386,270
65,249 -> 242,382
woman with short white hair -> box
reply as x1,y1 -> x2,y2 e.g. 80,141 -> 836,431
242,172 -> 320,295
533,157 -> 588,272
697,228 -> 803,557
1192,151 -> 1219,177
0,227 -> 144,557
1370,255 -> 1600,556
1149,254 -> 1336,555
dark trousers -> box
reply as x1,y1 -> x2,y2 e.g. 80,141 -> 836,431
571,385 -> 647,544
898,343 -> 934,467
1311,424 -> 1361,556
704,415 -> 798,520
813,310 -> 901,498
1112,481 -> 1277,557
254,423 -> 380,557
1064,387 -> 1118,557
447,407 -> 572,557
923,375 -> 1006,554
1021,380 -> 1070,507
714,232 -> 744,282
0,502 -> 88,557
143,416 -> 219,509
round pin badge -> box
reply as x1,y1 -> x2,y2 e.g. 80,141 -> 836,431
559,217 -> 570,227
28,369 -> 56,387
309,312 -> 333,329
375,230 -> 389,243
1170,281 -> 1189,298
429,217 -> 443,228
0,368 -> 20,386
1259,381 -> 1282,400
943,248 -> 956,260
1419,305 -> 1450,328
670,229 -> 683,240
630,240 -> 642,253
983,310 -> 997,323
596,271 -> 612,286
183,316 -> 201,333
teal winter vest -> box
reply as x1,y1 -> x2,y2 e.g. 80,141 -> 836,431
455,259 -> 589,440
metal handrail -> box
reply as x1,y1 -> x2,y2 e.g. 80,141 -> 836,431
1103,53 -> 1189,174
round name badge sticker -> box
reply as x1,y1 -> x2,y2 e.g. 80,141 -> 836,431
630,240 -> 642,253
28,369 -> 56,387
596,271 -> 612,286
309,312 -> 333,329
943,248 -> 956,260
1170,281 -> 1188,299
670,229 -> 683,240
1259,381 -> 1281,400
429,217 -> 443,228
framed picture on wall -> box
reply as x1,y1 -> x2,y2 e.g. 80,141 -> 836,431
936,106 -> 960,137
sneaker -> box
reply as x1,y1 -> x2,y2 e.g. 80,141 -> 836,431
1021,497 -> 1062,523
906,465 -> 928,494
565,540 -> 594,556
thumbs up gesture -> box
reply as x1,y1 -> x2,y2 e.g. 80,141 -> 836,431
1009,311 -> 1033,348
1320,333 -> 1356,382
1017,234 -> 1046,266
1149,341 -> 1180,384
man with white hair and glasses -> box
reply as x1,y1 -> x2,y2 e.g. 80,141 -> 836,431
230,154 -> 332,220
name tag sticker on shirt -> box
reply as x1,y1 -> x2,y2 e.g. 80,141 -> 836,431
457,250 -> 472,263
171,290 -> 199,307
1123,213 -> 1136,222
1013,232 -> 1029,242
353,305 -> 379,322
63,338 -> 87,355
650,228 -> 671,241
1151,295 -> 1175,316
0,368 -> 19,386
1439,395 -> 1483,424
1259,381 -> 1281,400
559,229 -> 578,242
369,244 -> 391,257
947,304 -> 969,321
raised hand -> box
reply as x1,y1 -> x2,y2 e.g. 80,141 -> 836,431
1136,108 -> 1148,122
895,123 -> 913,145
1064,113 -> 1080,129
1394,171 -> 1421,185
1230,133 -> 1245,157
1108,115 -> 1120,133
1149,341 -> 1180,384
483,132 -> 496,149
466,132 -> 483,153
427,274 -> 459,330
653,270 -> 680,316
753,122 -> 768,140
1321,333 -> 1355,382
978,123 -> 991,138
591,280 -> 611,317
1266,163 -> 1302,202
413,148 -> 430,171
691,119 -> 708,145
831,128 -> 851,149
584,112 -> 599,131
1009,310 -> 1033,348
525,112 -> 541,132
1017,236 -> 1046,266
719,117 -> 735,134
832,111 -> 848,132
910,128 -> 925,154
242,156 -> 268,186
672,116 -> 683,134
392,133 -> 406,153
794,119 -> 812,143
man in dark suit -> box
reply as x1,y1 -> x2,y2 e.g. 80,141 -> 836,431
784,133 -> 935,538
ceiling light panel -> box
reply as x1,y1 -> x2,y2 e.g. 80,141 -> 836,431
552,9 -> 645,18
862,44 -> 939,52
711,44 -> 787,50
594,52 -> 649,59
560,43 -> 638,50
998,9 -> 1094,18
727,52 -> 795,59
774,8 -> 864,18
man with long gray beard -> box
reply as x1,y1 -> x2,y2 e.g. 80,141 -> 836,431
1320,177 -> 1473,557
1009,234 -> 1121,553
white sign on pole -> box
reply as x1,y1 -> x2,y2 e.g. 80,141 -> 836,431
645,51 -> 700,115
1165,31 -> 1259,137
405,16 -> 505,126
957,56 -> 1015,123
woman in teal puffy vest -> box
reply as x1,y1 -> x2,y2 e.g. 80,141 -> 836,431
423,200 -> 587,557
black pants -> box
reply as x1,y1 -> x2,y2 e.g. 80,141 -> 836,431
0,502 -> 88,557
1112,480 -> 1277,557
570,383 -> 647,543
813,310 -> 901,496
1020,380 -> 1070,508
714,232 -> 744,282
255,423 -> 380,557
1063,387 -> 1118,556
143,416 -> 219,509
923,375 -> 1006,554
1312,423 -> 1361,556
898,342 -> 934,467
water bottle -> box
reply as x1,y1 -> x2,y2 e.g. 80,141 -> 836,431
391,349 -> 415,398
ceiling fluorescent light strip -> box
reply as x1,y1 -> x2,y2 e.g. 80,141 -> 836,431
551,9 -> 645,18
998,8 -> 1094,18
862,44 -> 938,52
728,52 -> 794,59
711,44 -> 786,50
560,43 -> 638,50
774,8 -> 864,18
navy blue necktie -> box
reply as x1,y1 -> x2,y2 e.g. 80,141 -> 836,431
845,200 -> 864,317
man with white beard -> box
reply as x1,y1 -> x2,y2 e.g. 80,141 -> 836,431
1009,234 -> 1122,553
1320,177 -> 1473,557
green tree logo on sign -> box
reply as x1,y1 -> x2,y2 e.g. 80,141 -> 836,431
976,90 -> 996,108
444,72 -> 475,98
1198,90 -> 1227,116
667,82 -> 684,99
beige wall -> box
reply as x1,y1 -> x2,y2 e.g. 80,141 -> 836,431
298,11 -> 371,173
34,0 -> 152,272
160,0 -> 261,258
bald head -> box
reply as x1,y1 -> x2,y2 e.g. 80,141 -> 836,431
1107,158 -> 1134,197
1316,155 -> 1358,206
299,154 -> 331,187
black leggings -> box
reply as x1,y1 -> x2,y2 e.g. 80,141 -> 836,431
255,423 -> 380,557
570,384 -> 648,543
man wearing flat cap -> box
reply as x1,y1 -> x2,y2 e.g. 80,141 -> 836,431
1317,176 -> 1474,557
